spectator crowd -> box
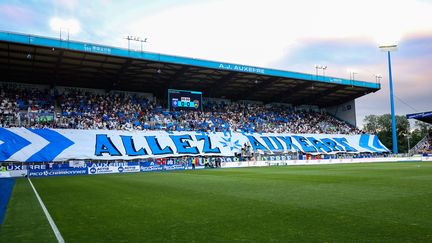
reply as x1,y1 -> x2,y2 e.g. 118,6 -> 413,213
0,84 -> 363,135
414,132 -> 432,154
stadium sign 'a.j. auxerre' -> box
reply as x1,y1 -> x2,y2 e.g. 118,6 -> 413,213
0,128 -> 389,162
218,63 -> 265,74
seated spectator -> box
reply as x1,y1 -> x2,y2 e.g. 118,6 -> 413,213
0,84 -> 363,135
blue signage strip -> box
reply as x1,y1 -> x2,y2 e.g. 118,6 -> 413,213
0,31 -> 380,90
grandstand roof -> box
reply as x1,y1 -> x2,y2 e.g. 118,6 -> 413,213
406,111 -> 432,124
0,31 -> 380,107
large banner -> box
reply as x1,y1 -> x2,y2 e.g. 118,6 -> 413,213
0,128 -> 389,162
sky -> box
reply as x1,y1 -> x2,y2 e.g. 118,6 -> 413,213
0,0 -> 431,127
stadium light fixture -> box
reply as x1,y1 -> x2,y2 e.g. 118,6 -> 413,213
374,74 -> 382,83
125,36 -> 148,55
347,69 -> 358,80
379,42 -> 398,154
314,65 -> 327,76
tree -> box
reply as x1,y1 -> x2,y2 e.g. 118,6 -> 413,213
363,114 -> 410,153
363,115 -> 379,133
414,121 -> 432,136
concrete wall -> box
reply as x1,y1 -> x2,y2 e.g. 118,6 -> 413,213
325,99 -> 356,126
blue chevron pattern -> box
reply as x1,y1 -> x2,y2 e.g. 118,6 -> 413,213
358,134 -> 380,152
0,128 -> 31,161
26,129 -> 74,162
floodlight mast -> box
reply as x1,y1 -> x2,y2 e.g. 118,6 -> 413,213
347,69 -> 358,81
314,65 -> 327,77
125,36 -> 148,55
375,74 -> 382,83
379,43 -> 398,154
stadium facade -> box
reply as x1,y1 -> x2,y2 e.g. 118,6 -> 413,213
0,31 -> 380,126
0,31 -> 390,166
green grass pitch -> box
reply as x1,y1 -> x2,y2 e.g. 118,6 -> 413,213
1,162 -> 432,242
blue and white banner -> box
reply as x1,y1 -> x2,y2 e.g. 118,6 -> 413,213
0,128 -> 389,162
139,161 -> 192,172
140,161 -> 164,172
87,162 -> 140,175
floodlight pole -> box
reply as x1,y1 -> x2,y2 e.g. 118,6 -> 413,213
314,65 -> 327,79
59,28 -> 70,42
407,133 -> 410,154
125,36 -> 147,56
139,39 -> 147,57
375,74 -> 382,83
379,44 -> 398,154
387,50 -> 398,154
125,36 -> 131,53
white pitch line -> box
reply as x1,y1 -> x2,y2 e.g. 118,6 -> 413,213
27,177 -> 65,243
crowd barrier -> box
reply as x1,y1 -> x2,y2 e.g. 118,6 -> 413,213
0,156 -> 430,178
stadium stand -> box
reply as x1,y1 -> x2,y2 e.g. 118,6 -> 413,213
407,111 -> 432,155
0,31 -> 394,170
410,132 -> 432,155
0,84 -> 362,134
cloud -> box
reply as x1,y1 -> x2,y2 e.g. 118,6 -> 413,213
355,34 -> 432,126
4,0 -> 431,68
270,38 -> 381,75
0,0 -> 431,129
49,17 -> 81,34
51,0 -> 80,11
0,3 -> 36,24
111,0 -> 432,68
259,32 -> 432,127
